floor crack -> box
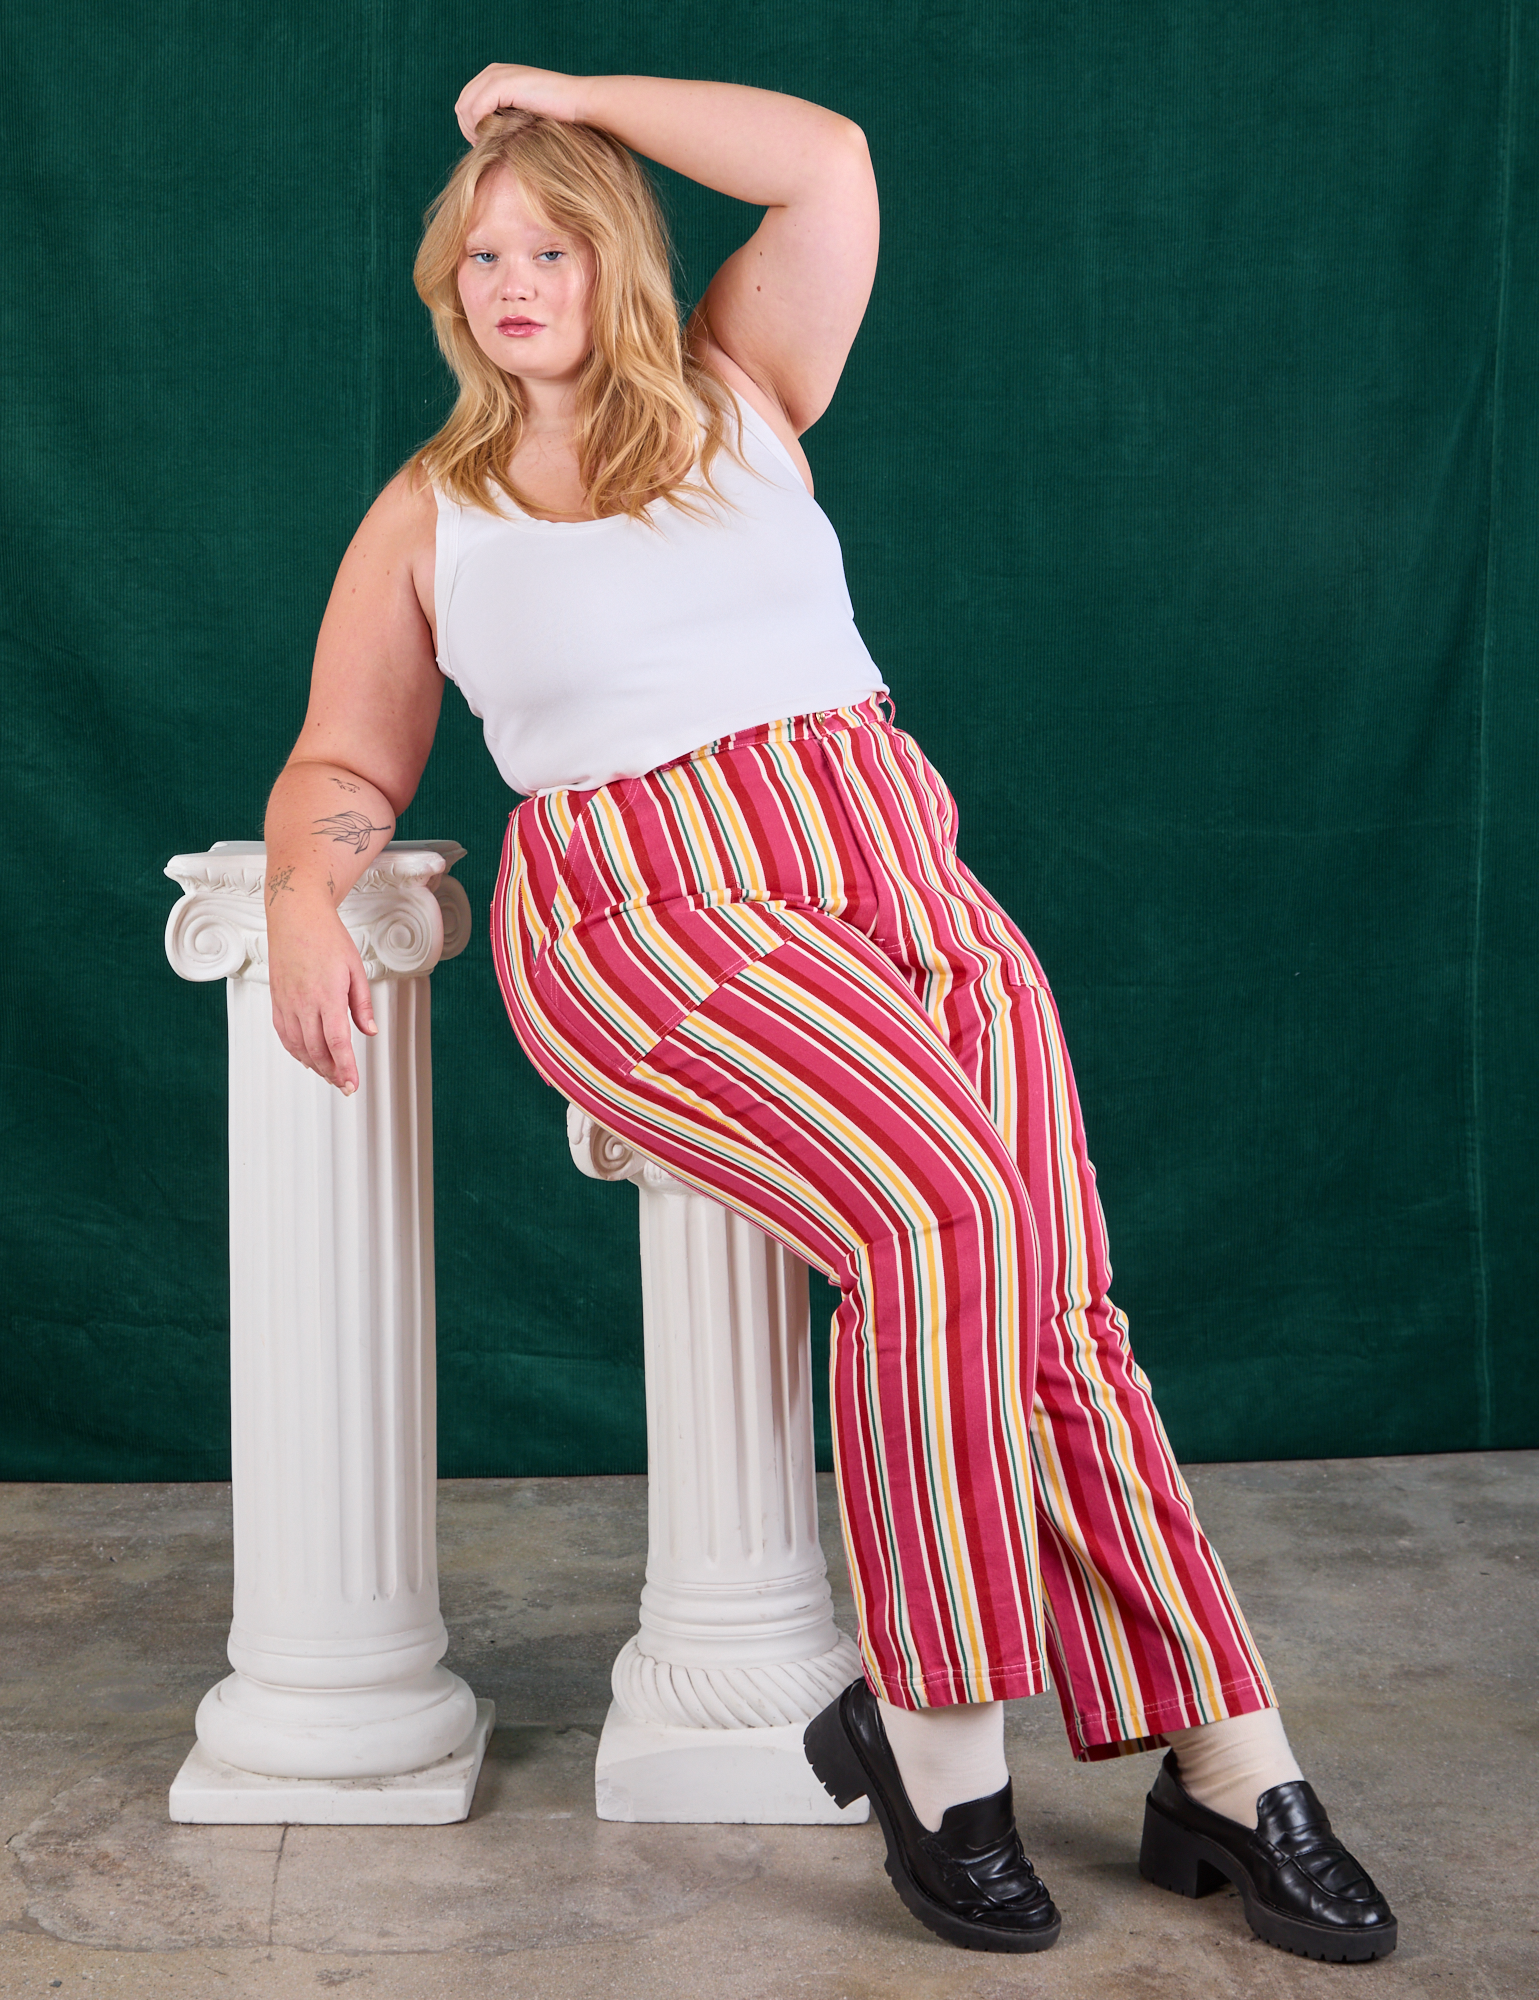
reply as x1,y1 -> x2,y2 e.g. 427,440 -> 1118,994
266,1822 -> 288,1947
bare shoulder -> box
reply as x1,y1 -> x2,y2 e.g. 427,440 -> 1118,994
346,461 -> 439,634
691,331 -> 816,496
361,462 -> 438,554
369,460 -> 439,532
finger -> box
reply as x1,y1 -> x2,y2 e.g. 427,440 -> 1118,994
323,1006 -> 360,1096
291,996 -> 343,1088
455,67 -> 503,141
298,1008 -> 340,1086
460,93 -> 503,144
452,62 -> 488,120
349,960 -> 378,1037
272,1005 -> 314,1072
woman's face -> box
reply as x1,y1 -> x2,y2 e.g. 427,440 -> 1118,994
457,169 -> 594,387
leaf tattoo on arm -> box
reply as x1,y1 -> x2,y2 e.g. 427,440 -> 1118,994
266,864 -> 296,905
313,811 -> 394,854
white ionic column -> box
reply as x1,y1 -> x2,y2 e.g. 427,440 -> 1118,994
162,840 -> 492,1825
569,1106 -> 867,1825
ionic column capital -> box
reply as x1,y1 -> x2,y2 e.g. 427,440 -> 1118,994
164,841 -> 471,985
566,1102 -> 694,1193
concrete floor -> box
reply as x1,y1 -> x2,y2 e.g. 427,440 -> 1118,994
0,1453 -> 1534,2000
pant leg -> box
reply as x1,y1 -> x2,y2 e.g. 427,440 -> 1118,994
499,844 -> 1055,1706
973,958 -> 1278,1755
831,719 -> 1278,1757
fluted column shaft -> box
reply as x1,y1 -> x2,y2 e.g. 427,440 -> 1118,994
569,1109 -> 864,1823
163,841 -> 490,1819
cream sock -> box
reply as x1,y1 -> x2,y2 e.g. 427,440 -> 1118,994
876,1697 -> 1009,1832
1165,1708 -> 1305,1829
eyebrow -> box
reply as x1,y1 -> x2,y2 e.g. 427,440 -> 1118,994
464,231 -> 570,250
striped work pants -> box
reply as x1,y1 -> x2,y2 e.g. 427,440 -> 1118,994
492,694 -> 1275,1756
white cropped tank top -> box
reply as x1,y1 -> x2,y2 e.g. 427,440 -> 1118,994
432,393 -> 886,795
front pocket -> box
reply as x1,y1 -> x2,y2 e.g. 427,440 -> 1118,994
539,896 -> 788,1073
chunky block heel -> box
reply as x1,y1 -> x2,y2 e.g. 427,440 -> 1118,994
803,1694 -> 870,1808
1139,1752 -> 1397,1961
1140,1799 -> 1231,1898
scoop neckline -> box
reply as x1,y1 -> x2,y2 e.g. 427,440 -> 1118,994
496,400 -> 708,531
464,390 -> 792,531
498,494 -> 657,531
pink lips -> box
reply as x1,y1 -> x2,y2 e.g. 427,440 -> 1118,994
497,316 -> 543,336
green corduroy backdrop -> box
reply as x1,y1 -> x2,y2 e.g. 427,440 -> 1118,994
2,2 -> 1535,1479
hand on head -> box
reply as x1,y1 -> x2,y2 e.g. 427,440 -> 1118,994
454,64 -> 584,144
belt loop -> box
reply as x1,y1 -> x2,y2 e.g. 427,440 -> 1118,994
877,691 -> 897,726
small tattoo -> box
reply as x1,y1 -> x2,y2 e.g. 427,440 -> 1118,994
330,777 -> 362,794
313,810 -> 393,854
266,865 -> 296,904
326,872 -> 336,896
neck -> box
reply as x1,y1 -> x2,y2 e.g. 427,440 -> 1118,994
517,372 -> 581,434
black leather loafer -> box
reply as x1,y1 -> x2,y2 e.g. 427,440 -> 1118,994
804,1678 -> 1061,1953
1140,1750 -> 1397,1961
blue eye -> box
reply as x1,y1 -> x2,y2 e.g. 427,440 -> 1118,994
469,251 -> 496,265
535,249 -> 564,263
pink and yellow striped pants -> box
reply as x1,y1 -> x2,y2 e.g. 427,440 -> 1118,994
493,695 -> 1275,1757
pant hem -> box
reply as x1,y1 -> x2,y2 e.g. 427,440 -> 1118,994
1068,1678 -> 1279,1763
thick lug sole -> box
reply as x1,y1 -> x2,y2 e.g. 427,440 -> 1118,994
1139,1799 -> 1398,1963
803,1698 -> 1062,1956
803,1697 -> 868,1809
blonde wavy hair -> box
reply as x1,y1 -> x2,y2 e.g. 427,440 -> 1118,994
410,109 -> 740,521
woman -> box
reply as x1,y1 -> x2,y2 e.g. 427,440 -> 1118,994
264,64 -> 1395,1960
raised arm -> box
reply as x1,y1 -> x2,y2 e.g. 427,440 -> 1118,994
454,67 -> 880,435
263,470 -> 443,1092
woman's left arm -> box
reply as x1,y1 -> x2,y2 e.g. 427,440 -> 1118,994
454,67 -> 879,434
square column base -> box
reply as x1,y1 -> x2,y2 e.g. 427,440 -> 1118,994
168,1699 -> 495,1825
593,1701 -> 870,1825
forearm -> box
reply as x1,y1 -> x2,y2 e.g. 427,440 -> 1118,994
517,70 -> 865,208
263,759 -> 398,920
